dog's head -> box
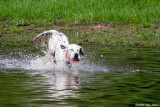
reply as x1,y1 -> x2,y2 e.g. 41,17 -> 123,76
67,44 -> 84,62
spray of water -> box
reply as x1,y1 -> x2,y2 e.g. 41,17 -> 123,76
0,47 -> 140,72
0,52 -> 108,72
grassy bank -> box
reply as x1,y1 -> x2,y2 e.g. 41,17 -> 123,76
0,0 -> 160,47
1,23 -> 160,47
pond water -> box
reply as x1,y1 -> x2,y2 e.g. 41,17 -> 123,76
0,46 -> 160,107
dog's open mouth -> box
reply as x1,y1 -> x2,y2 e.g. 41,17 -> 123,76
73,57 -> 80,61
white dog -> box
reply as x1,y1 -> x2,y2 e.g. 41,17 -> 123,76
33,30 -> 84,67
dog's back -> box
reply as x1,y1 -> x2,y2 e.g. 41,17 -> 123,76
48,31 -> 69,63
48,30 -> 69,53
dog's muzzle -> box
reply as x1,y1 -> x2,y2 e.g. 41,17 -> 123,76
73,53 -> 80,61
66,53 -> 79,63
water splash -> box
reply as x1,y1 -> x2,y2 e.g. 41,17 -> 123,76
0,53 -> 109,72
0,46 -> 141,72
28,55 -> 109,72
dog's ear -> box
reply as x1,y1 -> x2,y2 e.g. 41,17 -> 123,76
60,45 -> 66,49
79,48 -> 84,55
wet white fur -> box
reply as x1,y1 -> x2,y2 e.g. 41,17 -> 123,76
34,30 -> 83,66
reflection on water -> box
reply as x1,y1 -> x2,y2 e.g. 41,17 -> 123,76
0,70 -> 81,106
36,71 -> 80,100
0,46 -> 160,106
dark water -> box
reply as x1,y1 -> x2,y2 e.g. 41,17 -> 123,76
0,46 -> 160,107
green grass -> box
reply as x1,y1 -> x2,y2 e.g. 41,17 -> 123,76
1,0 -> 160,47
1,24 -> 160,47
0,0 -> 160,25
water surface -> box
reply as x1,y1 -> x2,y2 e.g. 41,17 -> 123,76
0,46 -> 160,107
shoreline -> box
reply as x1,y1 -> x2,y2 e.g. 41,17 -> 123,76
1,23 -> 160,48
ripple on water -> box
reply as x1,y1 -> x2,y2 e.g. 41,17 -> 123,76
1,46 -> 160,106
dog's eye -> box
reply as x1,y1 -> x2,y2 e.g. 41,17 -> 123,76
60,45 -> 66,49
70,49 -> 74,51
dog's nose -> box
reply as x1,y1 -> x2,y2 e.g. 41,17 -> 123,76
75,53 -> 78,58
